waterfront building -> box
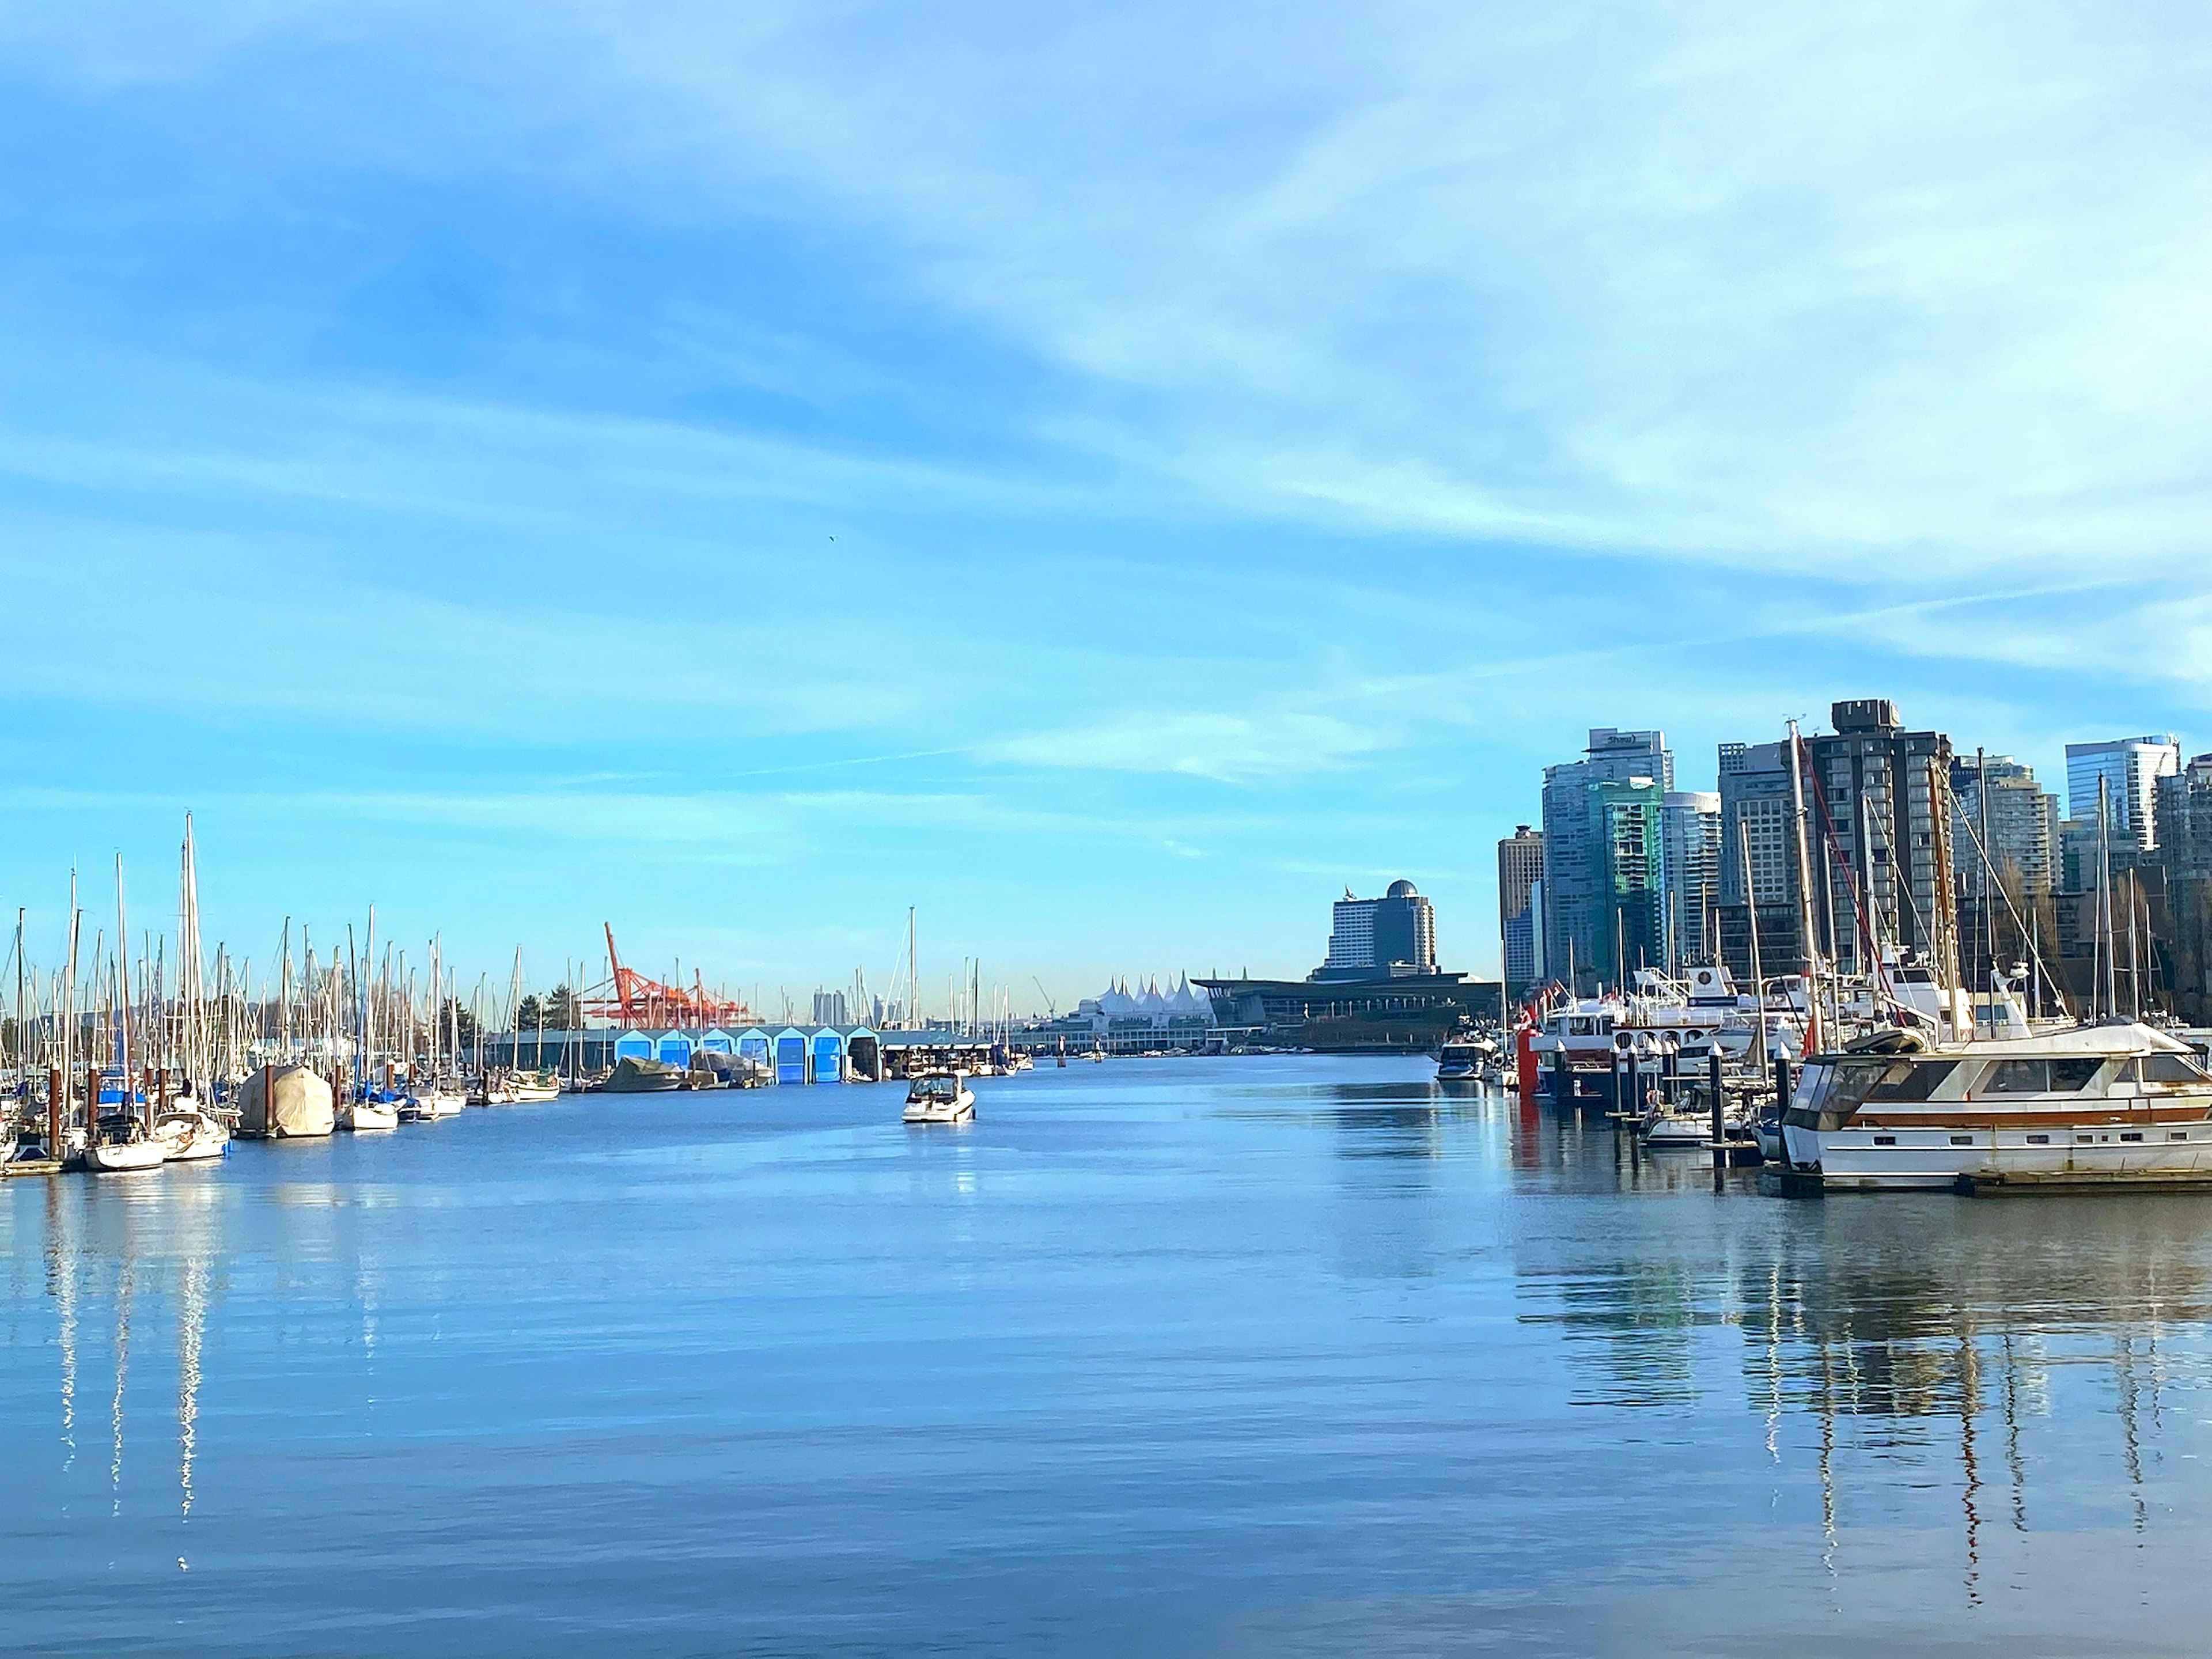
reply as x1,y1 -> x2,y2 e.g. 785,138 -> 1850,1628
1198,880 -> 1491,1047
2066,735 -> 2180,851
1949,755 -> 2058,899
1315,881 -> 1437,980
1660,791 -> 1721,969
1024,975 -> 1219,1054
1540,728 -> 1673,992
1497,827 -> 1544,993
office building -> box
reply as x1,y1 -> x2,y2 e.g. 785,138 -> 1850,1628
2066,736 -> 2180,851
1660,791 -> 1721,968
1540,729 -> 1673,991
1498,827 -> 1544,992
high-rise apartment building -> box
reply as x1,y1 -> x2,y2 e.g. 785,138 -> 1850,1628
1540,729 -> 1673,991
2066,736 -> 2180,851
1950,753 -> 2058,899
1497,826 -> 1545,992
1660,791 -> 1721,968
1715,701 -> 1959,983
1715,740 -> 1809,981
1812,700 -> 1957,974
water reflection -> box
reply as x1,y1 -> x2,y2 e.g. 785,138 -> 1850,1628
16,1173 -> 227,1535
1506,1107 -> 2212,1601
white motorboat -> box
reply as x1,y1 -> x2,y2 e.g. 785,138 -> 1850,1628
151,1104 -> 230,1162
85,1116 -> 168,1172
1436,1034 -> 1495,1084
1783,1022 -> 2212,1191
509,1073 -> 562,1102
903,1071 -> 976,1124
415,1089 -> 466,1119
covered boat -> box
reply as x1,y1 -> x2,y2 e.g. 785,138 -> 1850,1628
601,1055 -> 685,1093
236,1064 -> 336,1139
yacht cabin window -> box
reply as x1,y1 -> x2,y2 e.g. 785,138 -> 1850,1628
2134,1053 -> 2212,1086
1982,1058 -> 2104,1095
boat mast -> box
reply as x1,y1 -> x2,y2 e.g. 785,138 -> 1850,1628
1740,829 -> 1767,1073
2096,776 -> 2117,1022
1786,719 -> 1823,1055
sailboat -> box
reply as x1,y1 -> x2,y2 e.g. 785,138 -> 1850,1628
88,859 -> 168,1172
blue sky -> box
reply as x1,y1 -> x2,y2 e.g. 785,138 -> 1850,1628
3,1 -> 2210,1012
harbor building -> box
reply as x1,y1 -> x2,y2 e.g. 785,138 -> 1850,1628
1540,729 -> 1673,993
1021,976 -> 1219,1055
2066,735 -> 2179,851
1497,826 -> 1544,994
1660,791 -> 1720,969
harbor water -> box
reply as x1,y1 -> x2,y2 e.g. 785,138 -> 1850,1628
6,1055 -> 2212,1656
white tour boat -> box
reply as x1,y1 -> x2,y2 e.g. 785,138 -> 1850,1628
903,1071 -> 976,1124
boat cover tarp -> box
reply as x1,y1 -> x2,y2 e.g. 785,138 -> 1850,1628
603,1055 -> 683,1093
237,1065 -> 336,1138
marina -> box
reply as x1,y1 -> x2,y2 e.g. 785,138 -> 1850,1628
9,1055 -> 2212,1656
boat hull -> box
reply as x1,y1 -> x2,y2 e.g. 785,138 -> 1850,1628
85,1140 -> 168,1172
343,1105 -> 399,1131
1818,1123 -> 2212,1190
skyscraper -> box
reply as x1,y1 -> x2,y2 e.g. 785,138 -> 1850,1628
2066,736 -> 2180,851
1810,700 -> 1957,975
1715,701 -> 1959,984
1497,826 -> 1545,992
1660,791 -> 1721,968
1314,881 -> 1437,980
1715,740 -> 1808,982
1539,729 -> 1673,991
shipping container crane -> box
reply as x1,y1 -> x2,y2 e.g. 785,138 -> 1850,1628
585,923 -> 755,1027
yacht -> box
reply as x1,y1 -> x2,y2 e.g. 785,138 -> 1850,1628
1436,1032 -> 1495,1084
1782,1022 -> 2212,1190
903,1071 -> 976,1124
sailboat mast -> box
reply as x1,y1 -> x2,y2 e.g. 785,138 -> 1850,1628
2097,776 -> 2117,1022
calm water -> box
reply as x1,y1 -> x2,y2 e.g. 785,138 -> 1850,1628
6,1055 -> 2212,1656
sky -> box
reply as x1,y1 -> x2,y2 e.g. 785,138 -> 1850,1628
2,1 -> 2210,1014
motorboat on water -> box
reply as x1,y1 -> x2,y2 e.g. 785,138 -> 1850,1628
85,1115 -> 168,1172
509,1071 -> 562,1102
1437,1032 -> 1499,1084
1782,1021 -> 2212,1191
903,1070 -> 976,1124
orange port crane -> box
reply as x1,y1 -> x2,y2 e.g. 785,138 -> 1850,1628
585,923 -> 755,1028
